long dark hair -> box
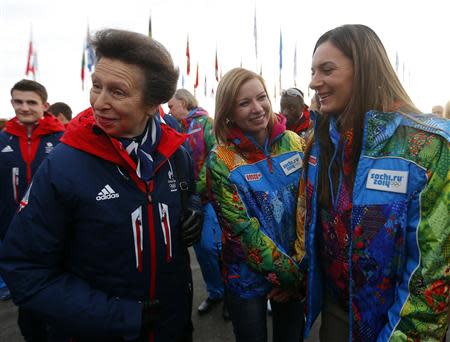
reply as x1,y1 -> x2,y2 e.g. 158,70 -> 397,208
309,24 -> 419,207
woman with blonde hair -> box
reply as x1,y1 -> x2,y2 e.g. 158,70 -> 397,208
206,67 -> 307,341
303,24 -> 449,341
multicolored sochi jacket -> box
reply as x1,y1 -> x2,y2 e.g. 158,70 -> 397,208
0,113 -> 64,238
206,115 -> 307,298
299,111 -> 449,341
179,107 -> 216,184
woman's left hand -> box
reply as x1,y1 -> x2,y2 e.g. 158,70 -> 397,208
267,288 -> 301,303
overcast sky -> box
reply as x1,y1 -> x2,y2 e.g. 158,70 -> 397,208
1,0 -> 449,119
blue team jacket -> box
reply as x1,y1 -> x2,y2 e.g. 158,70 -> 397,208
0,109 -> 196,341
0,113 -> 64,238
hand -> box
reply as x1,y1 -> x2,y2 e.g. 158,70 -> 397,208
181,210 -> 203,247
267,288 -> 302,303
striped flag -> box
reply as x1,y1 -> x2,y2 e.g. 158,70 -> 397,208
148,13 -> 152,38
81,49 -> 86,90
395,52 -> 399,73
86,26 -> 95,72
186,35 -> 190,76
25,29 -> 37,80
82,25 -> 95,90
194,63 -> 199,96
215,48 -> 219,82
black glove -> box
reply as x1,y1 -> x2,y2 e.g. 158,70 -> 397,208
181,210 -> 203,247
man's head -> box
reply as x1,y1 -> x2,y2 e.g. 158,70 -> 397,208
431,105 -> 444,117
48,102 -> 72,124
10,79 -> 49,126
280,88 -> 305,123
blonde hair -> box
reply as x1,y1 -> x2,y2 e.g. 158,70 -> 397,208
214,68 -> 275,143
173,89 -> 198,110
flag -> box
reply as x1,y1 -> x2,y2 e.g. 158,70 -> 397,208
279,30 -> 283,93
293,43 -> 297,87
82,25 -> 95,90
215,48 -> 219,82
402,61 -> 405,82
395,52 -> 399,73
81,49 -> 86,90
194,63 -> 199,88
148,13 -> 152,38
86,26 -> 95,72
253,7 -> 258,59
186,35 -> 190,76
25,29 -> 37,80
194,63 -> 199,96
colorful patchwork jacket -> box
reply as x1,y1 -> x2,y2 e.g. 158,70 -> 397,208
300,111 -> 449,341
206,115 -> 307,298
180,107 -> 216,183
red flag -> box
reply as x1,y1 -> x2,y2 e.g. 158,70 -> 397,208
25,31 -> 37,80
186,35 -> 190,76
215,48 -> 219,82
81,49 -> 86,90
194,63 -> 199,88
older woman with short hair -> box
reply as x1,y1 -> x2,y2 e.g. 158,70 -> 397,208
0,29 -> 201,342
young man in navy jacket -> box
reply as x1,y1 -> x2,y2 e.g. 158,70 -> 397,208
0,79 -> 64,339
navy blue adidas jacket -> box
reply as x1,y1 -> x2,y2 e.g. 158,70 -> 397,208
0,113 -> 64,239
0,109 -> 196,341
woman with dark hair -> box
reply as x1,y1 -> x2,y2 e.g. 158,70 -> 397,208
302,24 -> 449,341
206,67 -> 307,342
0,29 -> 202,342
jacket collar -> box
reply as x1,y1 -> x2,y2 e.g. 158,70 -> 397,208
226,113 -> 286,154
5,113 -> 65,138
61,108 -> 187,171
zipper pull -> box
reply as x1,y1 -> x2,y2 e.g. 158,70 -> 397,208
146,182 -> 152,203
267,157 -> 273,173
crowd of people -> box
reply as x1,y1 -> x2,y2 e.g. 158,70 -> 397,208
0,24 -> 448,342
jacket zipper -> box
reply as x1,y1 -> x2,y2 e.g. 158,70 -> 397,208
146,181 -> 156,342
26,132 -> 32,184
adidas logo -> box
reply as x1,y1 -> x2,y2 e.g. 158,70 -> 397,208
1,145 -> 13,153
96,184 -> 120,201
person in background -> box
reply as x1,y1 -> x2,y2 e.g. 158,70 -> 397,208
445,100 -> 450,119
280,87 -> 312,140
0,29 -> 202,342
0,119 -> 7,131
206,67 -> 307,342
48,101 -> 73,125
0,79 -> 65,339
432,104 -> 444,117
168,89 -> 228,319
303,24 -> 449,341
